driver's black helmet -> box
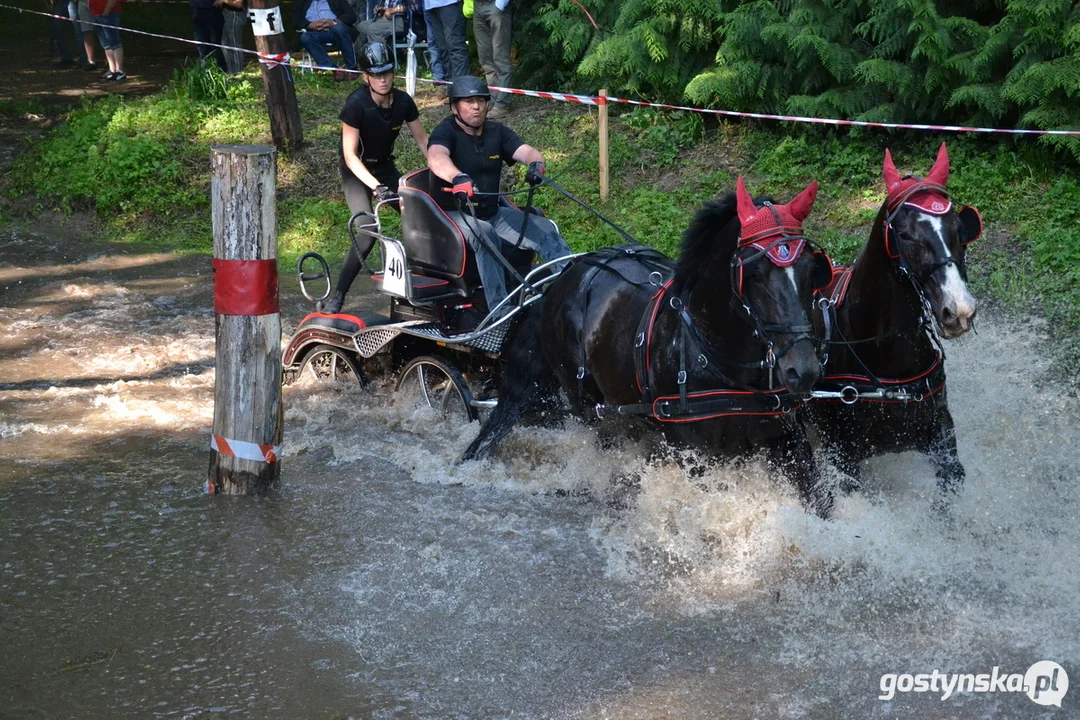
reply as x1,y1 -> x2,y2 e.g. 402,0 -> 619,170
358,42 -> 394,74
448,75 -> 491,102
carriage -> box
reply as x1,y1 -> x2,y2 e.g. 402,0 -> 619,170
281,168 -> 574,419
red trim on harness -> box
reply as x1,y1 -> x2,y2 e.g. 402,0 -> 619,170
818,264 -> 854,308
820,353 -> 945,402
638,279 -> 675,394
212,258 -> 279,316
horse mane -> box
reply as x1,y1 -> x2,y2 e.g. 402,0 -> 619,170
673,191 -> 771,295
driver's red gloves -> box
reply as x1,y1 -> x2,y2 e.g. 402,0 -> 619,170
525,161 -> 546,186
452,173 -> 475,199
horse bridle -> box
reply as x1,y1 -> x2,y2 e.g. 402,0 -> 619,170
881,176 -> 972,344
729,202 -> 829,386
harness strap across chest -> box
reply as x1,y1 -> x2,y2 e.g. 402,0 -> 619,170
612,276 -> 803,423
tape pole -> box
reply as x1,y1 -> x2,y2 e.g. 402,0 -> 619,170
208,145 -> 283,496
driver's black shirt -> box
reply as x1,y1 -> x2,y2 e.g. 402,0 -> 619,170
428,116 -> 524,219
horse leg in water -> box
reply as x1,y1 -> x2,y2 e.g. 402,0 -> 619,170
766,429 -> 834,519
461,301 -> 559,461
927,403 -> 965,494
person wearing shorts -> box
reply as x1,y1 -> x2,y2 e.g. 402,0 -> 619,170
76,0 -> 100,71
88,0 -> 126,82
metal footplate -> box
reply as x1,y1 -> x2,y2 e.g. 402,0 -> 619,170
402,320 -> 513,353
351,317 -> 515,358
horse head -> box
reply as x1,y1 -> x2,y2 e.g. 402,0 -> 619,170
731,176 -> 833,395
881,143 -> 982,339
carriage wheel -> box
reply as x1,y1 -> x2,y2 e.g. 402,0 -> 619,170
296,344 -> 366,387
394,355 -> 478,422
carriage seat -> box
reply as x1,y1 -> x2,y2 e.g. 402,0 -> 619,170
398,168 -> 535,301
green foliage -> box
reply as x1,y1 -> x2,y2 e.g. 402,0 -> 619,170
621,107 -> 703,166
8,67 -> 265,218
520,1 -> 1080,162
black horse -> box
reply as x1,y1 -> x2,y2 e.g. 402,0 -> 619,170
463,177 -> 836,516
807,143 -> 982,495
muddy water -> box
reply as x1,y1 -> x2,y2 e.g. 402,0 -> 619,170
1,224 -> 1077,719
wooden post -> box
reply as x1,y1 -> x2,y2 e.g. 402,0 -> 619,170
599,89 -> 609,201
208,145 -> 283,495
247,0 -> 303,149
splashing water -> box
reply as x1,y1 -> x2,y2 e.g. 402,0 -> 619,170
1,232 -> 1076,717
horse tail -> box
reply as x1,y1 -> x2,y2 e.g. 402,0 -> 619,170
461,298 -> 557,461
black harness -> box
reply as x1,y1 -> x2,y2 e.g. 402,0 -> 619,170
814,177 -> 963,404
582,238 -> 812,423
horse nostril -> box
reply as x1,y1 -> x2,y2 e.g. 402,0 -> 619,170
786,367 -> 801,386
941,306 -> 956,323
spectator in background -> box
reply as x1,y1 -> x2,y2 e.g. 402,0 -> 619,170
65,0 -> 91,67
294,0 -> 359,80
216,0 -> 246,74
354,0 -> 419,47
89,0 -> 126,81
422,0 -> 467,82
191,0 -> 227,70
76,0 -> 100,72
46,0 -> 76,65
472,0 -> 511,118
422,4 -> 446,83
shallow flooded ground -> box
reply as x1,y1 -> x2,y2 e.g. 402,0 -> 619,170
1,224 -> 1076,718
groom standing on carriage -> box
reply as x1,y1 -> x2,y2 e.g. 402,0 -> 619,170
426,76 -> 573,314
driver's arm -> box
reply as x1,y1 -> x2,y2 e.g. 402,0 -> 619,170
511,144 -> 544,167
428,144 -> 463,183
341,123 -> 383,191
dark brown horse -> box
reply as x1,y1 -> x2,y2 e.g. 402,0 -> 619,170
807,143 -> 982,496
463,178 -> 837,516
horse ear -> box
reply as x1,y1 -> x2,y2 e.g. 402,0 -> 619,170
926,142 -> 950,186
735,176 -> 757,224
883,148 -> 901,191
788,180 -> 818,223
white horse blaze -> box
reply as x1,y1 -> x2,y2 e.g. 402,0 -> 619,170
924,215 -> 976,322
785,266 -> 798,293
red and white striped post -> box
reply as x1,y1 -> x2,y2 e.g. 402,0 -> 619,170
207,145 -> 283,495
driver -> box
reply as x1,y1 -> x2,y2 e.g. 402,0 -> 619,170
427,75 -> 572,313
326,41 -> 429,315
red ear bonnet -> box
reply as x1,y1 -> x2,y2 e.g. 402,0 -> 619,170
883,143 -> 951,214
736,177 -> 817,267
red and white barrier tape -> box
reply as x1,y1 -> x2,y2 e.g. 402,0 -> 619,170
210,434 -> 281,463
5,1 -> 1079,136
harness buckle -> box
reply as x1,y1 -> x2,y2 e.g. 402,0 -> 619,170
656,401 -> 672,419
594,403 -> 605,420
817,297 -> 832,311
576,366 -> 586,380
677,370 -> 687,385
649,271 -> 662,286
635,332 -> 645,348
697,353 -> 708,368
762,345 -> 776,369
669,296 -> 682,310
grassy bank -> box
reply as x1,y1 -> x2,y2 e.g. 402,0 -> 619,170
4,64 -> 1079,370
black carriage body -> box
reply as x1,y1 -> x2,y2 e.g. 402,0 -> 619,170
283,169 -> 539,393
